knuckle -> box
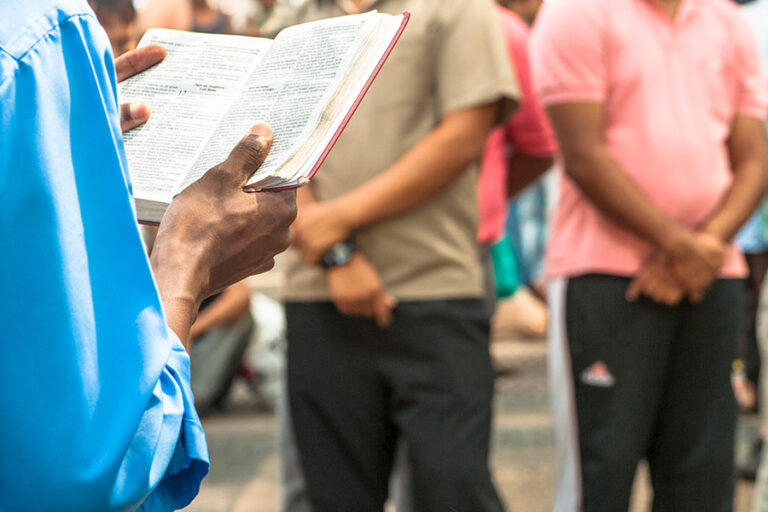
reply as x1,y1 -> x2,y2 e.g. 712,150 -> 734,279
201,164 -> 230,188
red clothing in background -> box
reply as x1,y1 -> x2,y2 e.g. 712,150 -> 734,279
477,6 -> 557,244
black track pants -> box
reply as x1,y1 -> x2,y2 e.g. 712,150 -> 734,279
549,275 -> 744,512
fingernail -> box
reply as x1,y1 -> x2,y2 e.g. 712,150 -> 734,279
250,124 -> 273,139
129,102 -> 148,120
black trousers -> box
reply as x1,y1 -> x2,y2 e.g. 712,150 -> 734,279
550,275 -> 744,512
742,251 -> 768,385
286,300 -> 504,512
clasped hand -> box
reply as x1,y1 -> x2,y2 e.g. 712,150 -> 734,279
291,197 -> 395,328
627,229 -> 726,305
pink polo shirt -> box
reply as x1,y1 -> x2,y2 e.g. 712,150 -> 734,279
530,0 -> 768,278
477,6 -> 557,244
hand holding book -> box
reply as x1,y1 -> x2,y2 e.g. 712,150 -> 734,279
116,46 -> 297,347
150,124 -> 297,346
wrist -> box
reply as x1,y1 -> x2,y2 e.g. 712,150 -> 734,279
656,223 -> 692,257
322,240 -> 357,270
698,222 -> 729,244
150,235 -> 209,307
161,295 -> 197,348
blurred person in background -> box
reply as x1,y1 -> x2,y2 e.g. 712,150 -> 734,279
135,0 -> 194,32
225,0 -> 295,36
499,0 -> 540,25
88,0 -> 137,55
483,0 -> 554,339
732,0 -> 768,484
280,0 -> 518,510
250,0 -> 280,35
187,280 -> 256,415
192,0 -> 233,33
531,0 -> 767,510
379,2 -> 557,509
0,0 -> 297,509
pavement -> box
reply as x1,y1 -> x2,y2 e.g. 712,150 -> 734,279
183,294 -> 760,512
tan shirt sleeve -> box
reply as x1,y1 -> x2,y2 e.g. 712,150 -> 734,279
434,0 -> 519,120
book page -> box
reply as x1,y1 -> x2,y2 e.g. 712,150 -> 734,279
176,12 -> 379,192
257,14 -> 405,190
119,29 -> 272,202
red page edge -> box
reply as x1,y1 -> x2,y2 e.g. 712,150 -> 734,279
263,11 -> 411,193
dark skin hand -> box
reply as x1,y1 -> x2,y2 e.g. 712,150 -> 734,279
547,102 -> 766,304
151,125 -> 296,347
116,44 -> 167,132
117,46 -> 297,347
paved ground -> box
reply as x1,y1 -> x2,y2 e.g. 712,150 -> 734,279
184,322 -> 759,512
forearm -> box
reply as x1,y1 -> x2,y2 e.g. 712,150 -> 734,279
161,297 -> 198,350
703,117 -> 767,241
566,147 -> 686,252
337,104 -> 498,230
507,152 -> 554,198
703,160 -> 767,241
150,240 -> 207,350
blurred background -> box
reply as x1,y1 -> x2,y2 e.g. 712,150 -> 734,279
90,0 -> 768,509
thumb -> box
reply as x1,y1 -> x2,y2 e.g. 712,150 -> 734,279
625,277 -> 643,302
224,124 -> 274,185
120,102 -> 150,133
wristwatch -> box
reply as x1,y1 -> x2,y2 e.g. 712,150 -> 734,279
322,240 -> 357,269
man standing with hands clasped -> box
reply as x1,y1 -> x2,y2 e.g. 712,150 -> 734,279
0,1 -> 295,510
281,0 -> 518,510
531,0 -> 767,509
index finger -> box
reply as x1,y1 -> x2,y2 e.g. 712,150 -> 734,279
373,292 -> 395,329
115,45 -> 167,82
626,275 -> 645,302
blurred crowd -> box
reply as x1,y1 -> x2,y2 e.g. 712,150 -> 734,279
90,0 -> 768,512
35,0 -> 768,509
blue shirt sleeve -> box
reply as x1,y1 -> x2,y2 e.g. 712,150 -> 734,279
0,1 -> 208,511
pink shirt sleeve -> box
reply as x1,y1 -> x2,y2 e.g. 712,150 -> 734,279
733,16 -> 768,120
477,127 -> 509,243
530,0 -> 607,106
501,9 -> 557,157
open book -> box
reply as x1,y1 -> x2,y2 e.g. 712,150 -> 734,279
119,11 -> 409,223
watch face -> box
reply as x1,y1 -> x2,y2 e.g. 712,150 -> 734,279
323,242 -> 355,268
332,244 -> 351,262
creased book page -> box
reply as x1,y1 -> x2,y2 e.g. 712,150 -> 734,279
177,12 -> 378,191
263,14 -> 405,190
119,30 -> 271,202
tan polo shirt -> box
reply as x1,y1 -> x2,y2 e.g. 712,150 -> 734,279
281,0 -> 519,301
